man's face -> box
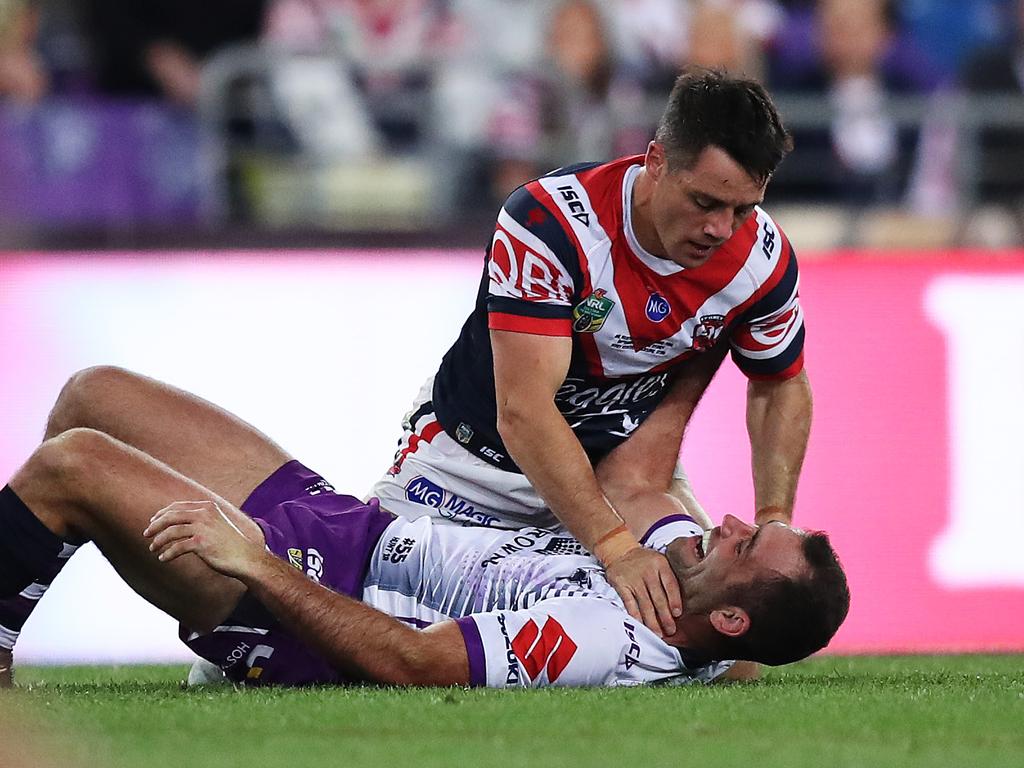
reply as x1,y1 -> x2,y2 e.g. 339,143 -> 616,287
645,144 -> 766,269
667,514 -> 808,615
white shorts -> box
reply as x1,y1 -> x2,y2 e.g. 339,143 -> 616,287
369,378 -> 561,530
369,377 -> 696,531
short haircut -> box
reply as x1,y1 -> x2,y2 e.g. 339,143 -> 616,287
654,68 -> 793,183
724,532 -> 850,666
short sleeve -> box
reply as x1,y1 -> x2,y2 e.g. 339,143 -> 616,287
486,185 -> 579,337
454,598 -> 627,688
730,242 -> 805,381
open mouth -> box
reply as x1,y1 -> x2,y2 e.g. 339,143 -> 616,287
689,532 -> 708,563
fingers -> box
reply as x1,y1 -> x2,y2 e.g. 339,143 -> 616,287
153,537 -> 198,563
647,584 -> 676,638
143,500 -> 219,538
618,587 -> 641,626
659,560 -> 683,620
606,550 -> 682,638
635,588 -> 664,639
147,523 -> 195,553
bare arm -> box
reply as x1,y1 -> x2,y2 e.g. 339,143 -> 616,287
491,329 -> 681,635
596,345 -> 727,536
145,501 -> 469,686
746,369 -> 812,525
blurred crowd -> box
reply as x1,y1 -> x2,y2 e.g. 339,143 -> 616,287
1,0 -> 1023,243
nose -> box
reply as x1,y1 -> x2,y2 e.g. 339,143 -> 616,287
702,209 -> 733,242
720,513 -> 756,540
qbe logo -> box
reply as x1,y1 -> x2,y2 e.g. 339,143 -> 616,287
645,293 -> 670,322
405,476 -> 445,508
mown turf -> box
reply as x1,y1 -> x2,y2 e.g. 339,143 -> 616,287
3,655 -> 1022,768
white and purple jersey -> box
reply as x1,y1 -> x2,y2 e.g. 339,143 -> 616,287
363,514 -> 734,688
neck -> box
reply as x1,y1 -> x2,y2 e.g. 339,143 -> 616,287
663,614 -> 711,650
630,169 -> 666,257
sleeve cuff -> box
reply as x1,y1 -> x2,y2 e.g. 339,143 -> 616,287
488,312 -> 573,337
640,515 -> 703,553
455,617 -> 487,687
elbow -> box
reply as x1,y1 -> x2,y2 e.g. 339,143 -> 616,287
495,398 -> 538,448
367,643 -> 456,688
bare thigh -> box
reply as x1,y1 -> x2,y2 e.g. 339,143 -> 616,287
11,429 -> 256,631
46,366 -> 293,508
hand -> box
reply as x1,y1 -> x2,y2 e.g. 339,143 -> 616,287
604,547 -> 683,638
143,500 -> 260,579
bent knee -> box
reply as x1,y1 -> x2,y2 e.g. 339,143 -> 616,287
34,428 -> 124,484
47,365 -> 138,436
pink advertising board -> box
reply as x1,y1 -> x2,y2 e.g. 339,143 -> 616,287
1,250 -> 1022,660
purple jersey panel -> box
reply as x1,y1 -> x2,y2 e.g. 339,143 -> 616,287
181,460 -> 395,686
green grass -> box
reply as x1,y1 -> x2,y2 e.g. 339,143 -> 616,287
3,655 -> 1022,768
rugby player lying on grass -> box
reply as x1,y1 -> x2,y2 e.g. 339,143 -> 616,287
0,426 -> 848,688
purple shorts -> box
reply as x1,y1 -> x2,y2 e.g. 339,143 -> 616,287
181,460 -> 395,686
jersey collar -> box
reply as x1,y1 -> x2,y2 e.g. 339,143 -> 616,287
622,163 -> 686,277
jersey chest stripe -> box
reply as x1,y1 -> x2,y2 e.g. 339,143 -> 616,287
539,173 -> 631,378
721,225 -> 794,331
529,179 -> 607,377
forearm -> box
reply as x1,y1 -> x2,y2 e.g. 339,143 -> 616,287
238,550 -> 468,686
746,370 -> 812,524
499,400 -> 631,554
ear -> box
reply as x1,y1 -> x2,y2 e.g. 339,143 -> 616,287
645,141 -> 665,181
709,607 -> 751,638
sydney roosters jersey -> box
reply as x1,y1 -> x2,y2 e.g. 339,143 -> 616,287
364,514 -> 734,687
432,156 -> 804,471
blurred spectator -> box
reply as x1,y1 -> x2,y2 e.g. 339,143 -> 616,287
900,0 -> 1011,80
959,0 -> 1024,206
685,0 -> 781,80
81,0 -> 268,107
600,0 -> 691,93
430,0 -> 557,205
767,0 -> 943,204
264,0 -> 448,151
0,0 -> 47,103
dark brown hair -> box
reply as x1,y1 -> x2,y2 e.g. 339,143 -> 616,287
655,68 -> 793,183
724,532 -> 850,666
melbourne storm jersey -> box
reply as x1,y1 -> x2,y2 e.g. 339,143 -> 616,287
431,155 -> 804,471
362,514 -> 734,688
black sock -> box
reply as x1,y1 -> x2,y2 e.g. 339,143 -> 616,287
0,485 -> 64,598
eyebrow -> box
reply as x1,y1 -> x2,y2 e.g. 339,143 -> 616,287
744,522 -> 781,557
692,191 -> 763,210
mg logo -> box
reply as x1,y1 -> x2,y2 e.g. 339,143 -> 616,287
405,476 -> 445,508
645,293 -> 670,322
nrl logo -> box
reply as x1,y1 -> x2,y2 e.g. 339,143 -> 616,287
692,314 -> 725,351
455,422 -> 474,445
572,289 -> 615,333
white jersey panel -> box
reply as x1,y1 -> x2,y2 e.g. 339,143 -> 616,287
361,515 -> 733,688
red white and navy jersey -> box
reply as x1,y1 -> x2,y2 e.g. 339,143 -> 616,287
363,513 -> 734,687
432,156 -> 804,471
